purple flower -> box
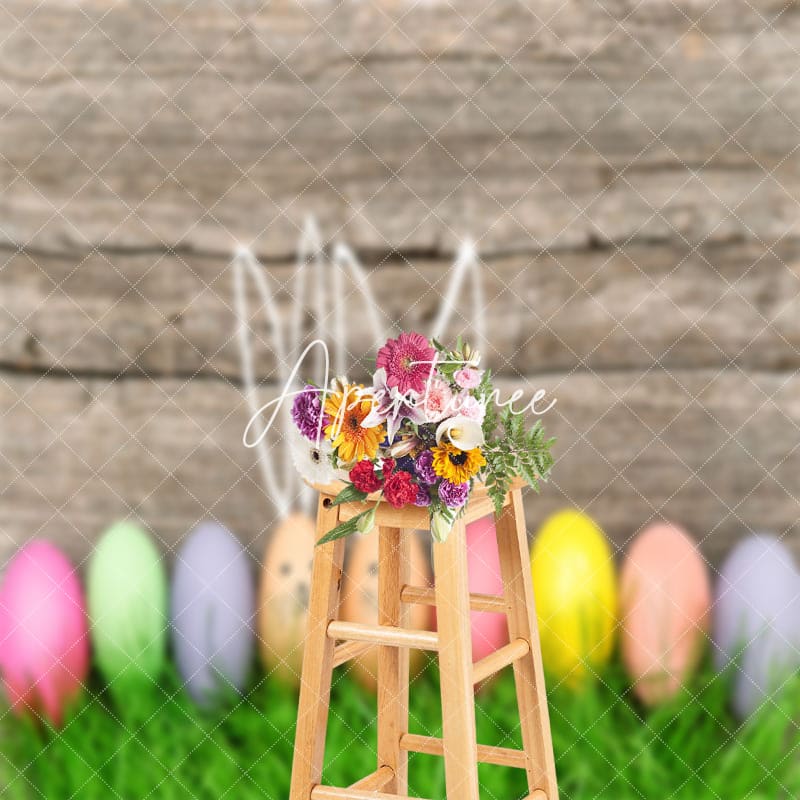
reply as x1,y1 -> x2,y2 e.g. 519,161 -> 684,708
438,479 -> 469,508
292,385 -> 326,441
414,486 -> 432,507
414,450 -> 437,485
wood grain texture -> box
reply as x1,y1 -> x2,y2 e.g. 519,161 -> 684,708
497,489 -> 559,798
290,495 -> 345,800
3,0 -> 800,573
400,586 -> 508,614
2,369 -> 799,569
2,1 -> 800,256
377,526 -> 410,793
3,239 -> 799,380
327,621 -> 439,651
399,734 -> 527,769
472,638 -> 531,685
431,517 -> 480,799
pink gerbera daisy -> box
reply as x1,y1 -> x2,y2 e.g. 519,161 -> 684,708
376,332 -> 436,395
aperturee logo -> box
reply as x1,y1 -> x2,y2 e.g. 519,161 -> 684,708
244,334 -> 556,543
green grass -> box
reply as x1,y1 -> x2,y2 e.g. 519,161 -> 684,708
1,660 -> 798,800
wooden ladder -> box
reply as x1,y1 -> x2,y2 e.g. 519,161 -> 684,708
289,481 -> 558,800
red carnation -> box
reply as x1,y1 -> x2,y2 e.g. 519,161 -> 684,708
349,460 -> 383,493
381,458 -> 396,476
383,470 -> 417,509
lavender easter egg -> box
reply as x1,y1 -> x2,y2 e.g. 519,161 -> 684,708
466,515 -> 508,664
713,535 -> 800,717
171,522 -> 256,706
531,510 -> 617,684
0,541 -> 89,726
340,530 -> 432,691
87,522 -> 167,691
620,523 -> 711,705
258,514 -> 316,685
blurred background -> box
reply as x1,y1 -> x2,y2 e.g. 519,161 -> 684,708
3,0 -> 799,568
2,1 -> 799,799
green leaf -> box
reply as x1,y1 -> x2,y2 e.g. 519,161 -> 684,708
329,484 -> 369,506
316,509 -> 374,545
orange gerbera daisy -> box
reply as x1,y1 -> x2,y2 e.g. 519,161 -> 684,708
324,385 -> 385,463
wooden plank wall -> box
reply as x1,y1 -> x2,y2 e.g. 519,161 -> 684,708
2,0 -> 799,569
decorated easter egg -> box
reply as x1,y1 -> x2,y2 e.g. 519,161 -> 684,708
340,530 -> 432,690
258,513 -> 316,685
530,510 -> 617,684
620,523 -> 711,705
466,515 -> 508,663
0,541 -> 89,726
171,522 -> 256,706
87,522 -> 167,692
713,534 -> 800,718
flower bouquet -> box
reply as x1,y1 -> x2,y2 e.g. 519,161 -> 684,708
289,332 -> 554,543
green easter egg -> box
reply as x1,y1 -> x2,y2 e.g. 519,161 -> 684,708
88,522 -> 167,691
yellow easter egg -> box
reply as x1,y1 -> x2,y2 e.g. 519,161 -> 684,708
530,510 -> 617,685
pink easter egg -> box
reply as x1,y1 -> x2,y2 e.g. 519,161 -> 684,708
465,515 -> 508,663
0,541 -> 90,726
620,523 -> 711,706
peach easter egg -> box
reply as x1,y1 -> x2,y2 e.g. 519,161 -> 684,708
620,523 -> 711,705
531,510 -> 617,685
258,513 -> 316,685
340,530 -> 432,691
0,541 -> 89,726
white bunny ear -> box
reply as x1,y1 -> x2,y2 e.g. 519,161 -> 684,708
232,245 -> 297,518
331,241 -> 387,355
430,240 -> 486,353
232,218 -> 390,518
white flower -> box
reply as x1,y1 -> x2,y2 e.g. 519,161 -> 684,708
288,428 -> 337,485
435,416 -> 485,450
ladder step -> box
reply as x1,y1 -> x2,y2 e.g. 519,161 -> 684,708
311,787 -> 420,800
327,620 -> 439,651
472,637 -> 530,684
400,585 -> 508,613
332,639 -> 372,669
348,765 -> 394,791
399,733 -> 528,769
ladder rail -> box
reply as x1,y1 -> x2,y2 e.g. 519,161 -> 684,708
348,766 -> 394,791
472,638 -> 530,684
327,620 -> 439,651
332,640 -> 372,669
292,485 -> 558,800
399,733 -> 527,769
311,787 -> 418,800
399,585 -> 509,614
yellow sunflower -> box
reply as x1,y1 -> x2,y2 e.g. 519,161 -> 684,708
324,385 -> 385,463
431,443 -> 486,484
